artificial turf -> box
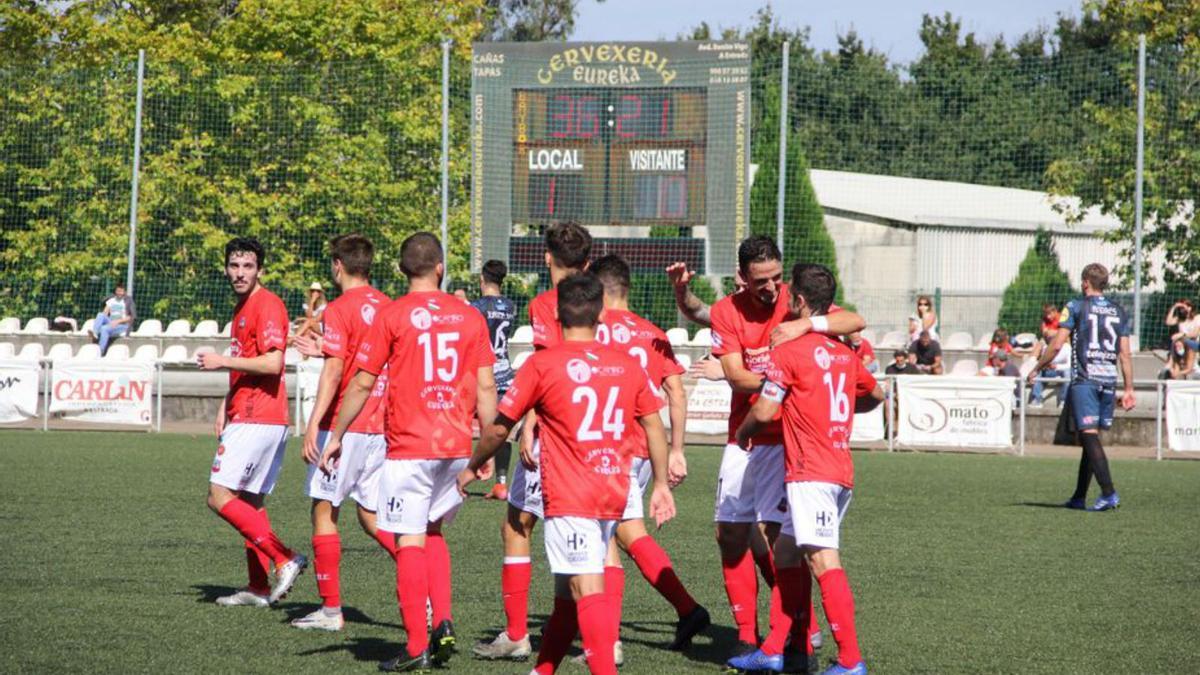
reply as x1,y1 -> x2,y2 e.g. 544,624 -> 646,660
1,430 -> 1197,673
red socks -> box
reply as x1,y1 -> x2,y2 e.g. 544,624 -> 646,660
426,533 -> 452,625
818,568 -> 862,667
761,566 -> 812,656
372,527 -> 398,558
245,539 -> 270,595
533,596 -> 579,674
628,536 -> 698,617
604,565 -> 625,638
577,593 -> 618,675
218,499 -> 294,566
721,550 -> 759,644
312,533 -> 342,609
396,546 -> 430,657
502,557 -> 532,640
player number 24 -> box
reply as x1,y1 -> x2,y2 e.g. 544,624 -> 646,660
417,332 -> 459,382
573,386 -> 626,441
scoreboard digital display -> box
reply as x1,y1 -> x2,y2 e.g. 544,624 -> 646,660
472,42 -> 751,275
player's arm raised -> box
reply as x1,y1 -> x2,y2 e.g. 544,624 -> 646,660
302,355 -> 343,464
661,373 -> 688,486
666,262 -> 711,328
770,310 -> 867,348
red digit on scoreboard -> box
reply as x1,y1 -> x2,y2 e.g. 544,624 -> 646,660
616,95 -> 641,139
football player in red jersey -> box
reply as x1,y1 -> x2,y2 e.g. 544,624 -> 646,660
200,237 -> 307,608
321,232 -> 497,672
287,234 -> 395,632
458,273 -> 676,675
589,254 -> 710,660
729,264 -> 883,675
709,237 -> 864,662
473,222 -> 592,660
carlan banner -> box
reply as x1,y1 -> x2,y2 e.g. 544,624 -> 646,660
50,360 -> 153,426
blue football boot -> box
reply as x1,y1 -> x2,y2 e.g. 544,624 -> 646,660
821,661 -> 868,675
726,648 -> 784,673
1090,492 -> 1120,512
1063,497 -> 1086,510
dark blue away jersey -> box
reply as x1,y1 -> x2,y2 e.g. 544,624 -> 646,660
1060,295 -> 1131,386
469,295 -> 516,390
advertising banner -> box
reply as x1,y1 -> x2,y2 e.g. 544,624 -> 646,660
1166,381 -> 1200,452
685,378 -> 733,436
896,376 -> 1014,448
851,404 -> 885,443
50,360 -> 154,426
0,358 -> 42,424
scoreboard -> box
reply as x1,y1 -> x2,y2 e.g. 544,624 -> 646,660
471,42 -> 751,275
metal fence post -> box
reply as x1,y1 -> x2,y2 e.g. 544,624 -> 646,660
156,362 -> 163,433
1156,379 -> 1164,460
440,39 -> 452,290
775,41 -> 790,255
1133,34 -> 1146,340
1018,379 -> 1027,456
293,365 -> 303,437
886,376 -> 895,452
126,49 -> 146,295
42,359 -> 50,432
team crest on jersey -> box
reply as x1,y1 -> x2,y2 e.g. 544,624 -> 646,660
567,358 -> 593,384
361,303 -> 376,325
410,307 -> 432,330
238,317 -> 246,329
814,346 -> 832,370
612,323 -> 632,344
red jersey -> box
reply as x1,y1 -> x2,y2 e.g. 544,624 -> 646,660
709,285 -> 792,445
498,341 -> 663,519
851,337 -> 876,366
597,308 -> 684,459
227,287 -> 289,425
529,288 -> 560,350
763,333 -> 877,488
319,285 -> 390,434
355,290 -> 494,460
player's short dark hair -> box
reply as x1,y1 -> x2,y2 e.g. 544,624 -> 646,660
557,273 -> 604,329
737,235 -> 782,273
399,232 -> 442,278
791,262 -> 836,315
591,254 -> 631,298
481,259 -> 508,286
225,237 -> 266,268
1082,263 -> 1109,291
545,221 -> 592,270
329,233 -> 374,277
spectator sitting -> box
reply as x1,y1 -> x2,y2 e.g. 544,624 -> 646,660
986,328 -> 1014,370
1168,301 -> 1200,353
848,331 -> 878,373
1159,339 -> 1197,381
292,282 -> 327,341
909,331 -> 943,374
1041,303 -> 1060,337
1030,332 -> 1071,407
885,348 -> 916,375
92,283 -> 135,356
992,350 -> 1020,378
908,294 -> 939,342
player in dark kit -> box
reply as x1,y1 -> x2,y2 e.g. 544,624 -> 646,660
1029,263 -> 1135,512
469,259 -> 518,500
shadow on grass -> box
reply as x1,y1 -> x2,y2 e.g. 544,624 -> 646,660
1013,501 -> 1082,509
296,636 -> 398,663
276,601 -> 402,630
619,619 -> 741,667
189,584 -> 239,603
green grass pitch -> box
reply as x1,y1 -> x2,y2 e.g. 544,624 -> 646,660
2,430 -> 1198,673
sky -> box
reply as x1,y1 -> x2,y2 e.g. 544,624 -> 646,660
572,0 -> 1084,64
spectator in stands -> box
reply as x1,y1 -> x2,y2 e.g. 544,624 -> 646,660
292,282 -> 327,341
908,294 -> 939,342
50,316 -> 77,332
1041,303 -> 1060,337
1159,339 -> 1195,381
885,348 -> 915,375
986,328 -> 1014,370
1168,301 -> 1200,353
849,331 -> 877,372
1164,299 -> 1193,340
1031,332 -> 1071,407
92,283 -> 135,356
993,350 -> 1020,378
908,330 -> 943,375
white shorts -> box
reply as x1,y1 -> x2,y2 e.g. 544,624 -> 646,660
508,440 -> 543,519
544,516 -> 617,576
377,457 -> 469,535
781,482 -> 853,550
210,423 -> 289,495
621,457 -> 653,521
305,431 -> 387,509
713,443 -> 787,524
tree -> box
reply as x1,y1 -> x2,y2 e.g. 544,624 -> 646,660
480,0 -> 596,42
997,228 -> 1073,335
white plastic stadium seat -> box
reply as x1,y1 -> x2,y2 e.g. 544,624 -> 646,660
73,344 -> 101,360
46,343 -> 73,361
879,330 -> 907,350
77,318 -> 95,336
20,317 -> 49,334
949,359 -> 980,376
160,344 -> 189,363
511,351 -> 532,370
17,343 -> 44,360
192,345 -> 216,358
220,322 -> 232,337
132,344 -> 159,361
666,327 -> 689,347
0,317 -> 19,334
133,319 -> 163,337
102,344 -> 130,360
193,320 -> 220,338
674,353 -> 693,371
163,319 -> 192,337
1013,333 -> 1037,352
0,342 -> 14,357
510,325 -> 534,345
688,328 -> 713,347
943,332 -> 974,351
974,334 -> 993,351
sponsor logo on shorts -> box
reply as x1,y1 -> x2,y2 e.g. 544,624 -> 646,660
385,496 -> 403,521
211,459 -> 221,473
243,463 -> 256,476
565,530 -> 589,564
567,359 -> 592,384
815,510 -> 834,538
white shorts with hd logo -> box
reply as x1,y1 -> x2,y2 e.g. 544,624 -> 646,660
210,423 -> 289,495
377,457 -> 468,535
508,440 -> 543,519
713,443 -> 787,524
544,516 -> 617,576
621,457 -> 653,521
305,431 -> 387,509
781,481 -> 853,550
